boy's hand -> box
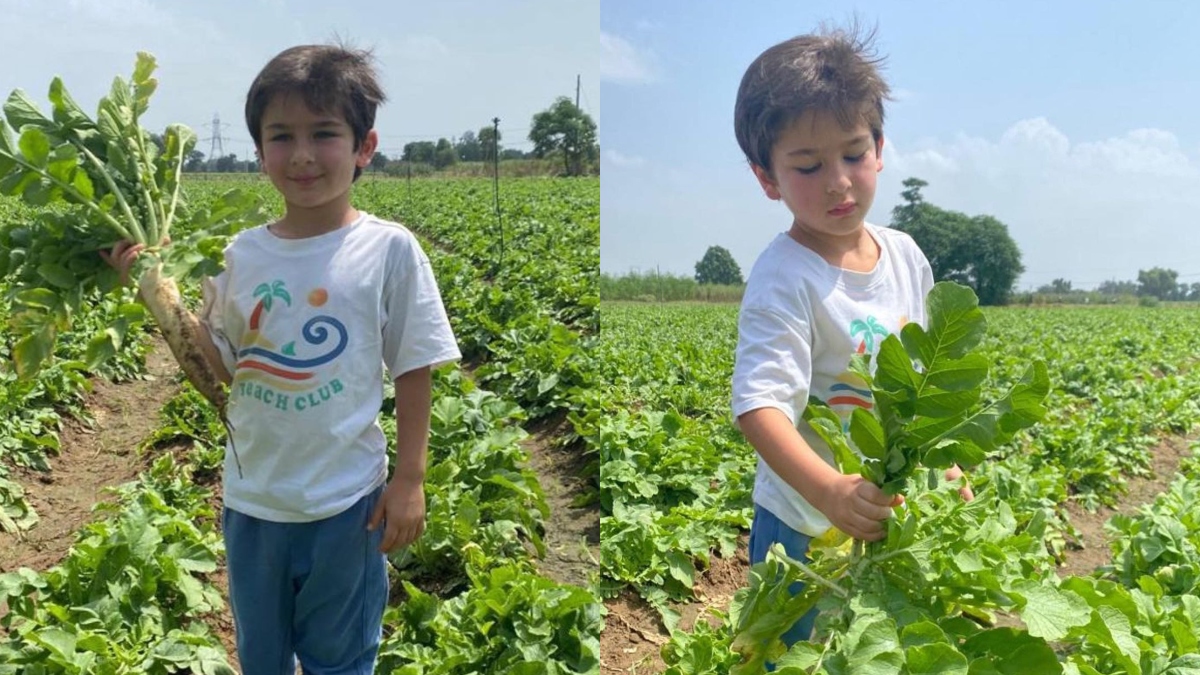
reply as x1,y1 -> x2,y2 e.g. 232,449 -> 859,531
98,241 -> 145,287
367,477 -> 426,554
945,464 -> 974,501
818,473 -> 903,542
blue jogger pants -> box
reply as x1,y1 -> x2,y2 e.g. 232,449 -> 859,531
222,484 -> 389,675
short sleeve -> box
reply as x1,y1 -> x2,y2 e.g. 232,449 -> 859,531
731,306 -> 814,427
381,243 -> 461,379
199,271 -> 237,374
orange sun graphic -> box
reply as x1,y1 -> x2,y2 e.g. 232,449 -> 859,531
308,288 -> 328,307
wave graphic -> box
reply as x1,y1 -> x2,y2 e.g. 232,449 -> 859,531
237,316 -> 348,368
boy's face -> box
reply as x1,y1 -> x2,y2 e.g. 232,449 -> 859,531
752,110 -> 884,241
257,93 -> 377,215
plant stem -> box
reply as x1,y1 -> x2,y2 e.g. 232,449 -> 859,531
76,143 -> 146,243
0,149 -> 134,241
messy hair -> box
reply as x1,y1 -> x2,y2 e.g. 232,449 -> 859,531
245,43 -> 385,179
734,22 -> 890,172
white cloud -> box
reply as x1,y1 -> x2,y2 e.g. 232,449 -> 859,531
879,118 -> 1200,288
603,149 -> 646,167
601,31 -> 655,84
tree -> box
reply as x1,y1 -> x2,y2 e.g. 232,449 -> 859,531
433,138 -> 457,169
184,149 -> 205,173
891,178 -> 1024,305
370,152 -> 389,172
1098,279 -> 1138,296
479,126 -> 502,162
529,97 -> 598,176
694,246 -> 744,285
402,141 -> 436,164
456,131 -> 482,162
215,153 -> 239,172
1137,267 -> 1179,300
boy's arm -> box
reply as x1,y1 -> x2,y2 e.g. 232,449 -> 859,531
368,366 -> 431,554
738,407 -> 899,541
194,321 -> 232,386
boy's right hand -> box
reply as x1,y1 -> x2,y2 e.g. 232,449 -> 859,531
99,241 -> 145,288
817,473 -> 903,542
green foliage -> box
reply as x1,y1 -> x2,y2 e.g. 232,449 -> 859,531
528,97 -> 599,176
378,560 -> 601,674
0,53 -> 266,377
1136,267 -> 1180,301
892,178 -> 1024,305
693,245 -> 744,286
0,460 -> 233,674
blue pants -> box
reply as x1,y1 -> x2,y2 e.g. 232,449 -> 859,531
222,485 -> 388,675
748,504 -> 818,652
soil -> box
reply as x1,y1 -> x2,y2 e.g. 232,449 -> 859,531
598,431 -> 1198,673
522,413 -> 599,589
1056,431 -> 1196,580
600,536 -> 749,674
0,337 -> 180,573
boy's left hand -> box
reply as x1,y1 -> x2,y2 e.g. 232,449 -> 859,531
367,478 -> 426,554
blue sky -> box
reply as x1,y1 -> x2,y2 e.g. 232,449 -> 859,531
601,1 -> 1200,290
2,0 -> 598,160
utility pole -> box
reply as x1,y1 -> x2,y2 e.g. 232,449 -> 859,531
575,74 -> 581,109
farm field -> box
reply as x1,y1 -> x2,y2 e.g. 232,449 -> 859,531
598,301 -> 1200,673
0,175 -> 600,673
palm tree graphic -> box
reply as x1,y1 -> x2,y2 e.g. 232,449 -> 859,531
850,316 -> 889,354
248,280 -> 292,332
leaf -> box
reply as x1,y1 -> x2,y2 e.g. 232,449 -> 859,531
803,401 -> 862,475
925,282 -> 987,360
875,335 -> 918,393
905,643 -> 968,675
48,77 -> 93,131
34,629 -> 79,665
914,387 -> 980,418
13,322 -> 56,378
923,354 -> 989,392
37,262 -> 77,289
849,408 -> 886,460
18,127 -> 51,167
85,328 -> 120,371
4,89 -> 53,130
1013,581 -> 1091,641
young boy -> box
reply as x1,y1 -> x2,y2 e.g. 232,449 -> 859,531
105,44 -> 460,673
730,27 -> 961,648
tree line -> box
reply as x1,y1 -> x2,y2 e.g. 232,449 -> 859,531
176,96 -> 599,177
610,177 -> 1193,306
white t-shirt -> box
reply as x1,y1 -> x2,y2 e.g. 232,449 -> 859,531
199,212 -> 461,522
731,223 -> 934,536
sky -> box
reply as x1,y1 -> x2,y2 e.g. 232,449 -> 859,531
601,1 -> 1200,291
1,0 -> 598,160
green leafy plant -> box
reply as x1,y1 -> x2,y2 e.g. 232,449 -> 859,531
730,282 -> 1053,672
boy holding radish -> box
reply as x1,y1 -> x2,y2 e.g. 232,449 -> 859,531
729,25 -> 970,650
105,44 -> 460,674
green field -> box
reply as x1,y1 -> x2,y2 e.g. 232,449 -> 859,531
0,175 -> 600,674
599,301 -> 1200,673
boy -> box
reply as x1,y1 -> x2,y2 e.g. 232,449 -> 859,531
730,26 -> 965,648
104,44 -> 460,674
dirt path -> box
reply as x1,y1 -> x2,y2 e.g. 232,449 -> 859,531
599,431 -> 1198,674
0,337 -> 181,572
1057,431 -> 1196,579
522,415 -> 598,589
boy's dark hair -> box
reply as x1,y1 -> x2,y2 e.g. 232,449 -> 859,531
245,44 -> 385,179
734,23 -> 890,173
